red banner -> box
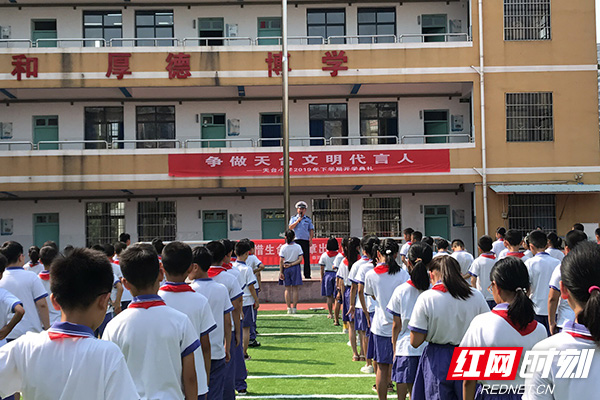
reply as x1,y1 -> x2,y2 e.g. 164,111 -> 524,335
252,238 -> 338,266
168,149 -> 450,177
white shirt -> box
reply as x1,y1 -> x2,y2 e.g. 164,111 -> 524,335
433,250 -> 450,258
364,266 -> 409,337
386,282 -> 428,356
545,247 -> 565,262
348,258 -> 367,308
333,253 -> 345,270
190,279 -> 233,361
525,252 -> 561,315
460,303 -> 547,387
498,249 -> 531,262
0,322 -> 138,400
318,253 -> 338,272
246,255 -> 263,290
354,259 -> 377,312
336,260 -> 351,287
279,242 -> 303,263
233,261 -> 257,307
111,262 -> 133,303
399,242 -> 412,257
468,253 -> 497,301
0,267 -> 48,339
0,288 -> 22,347
492,239 -> 506,257
225,264 -> 242,289
158,284 -> 217,396
450,250 -> 474,277
408,285 -> 489,345
210,270 -> 243,331
548,265 -> 575,328
102,295 -> 200,400
38,271 -> 61,325
523,321 -> 600,400
24,261 -> 44,276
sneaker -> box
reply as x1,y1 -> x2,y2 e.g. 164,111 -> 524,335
347,340 -> 351,346
244,354 -> 251,360
360,365 -> 374,374
292,308 -> 297,314
237,389 -> 248,396
372,384 -> 377,393
287,308 -> 292,314
248,340 -> 261,348
343,328 -> 348,334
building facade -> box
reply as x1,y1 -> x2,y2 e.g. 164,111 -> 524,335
0,0 -> 598,253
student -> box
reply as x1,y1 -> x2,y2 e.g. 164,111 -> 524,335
119,233 -> 131,246
411,231 -> 423,245
421,236 -> 436,256
243,240 -> 263,348
102,244 -> 200,400
492,227 -> 507,257
468,235 -> 498,309
387,242 -> 431,400
113,241 -> 126,265
450,239 -> 474,280
0,254 -> 25,347
498,229 -> 530,261
190,246 -> 233,400
159,242 -> 216,400
38,246 -> 61,325
571,222 -> 584,231
220,239 -> 241,284
333,244 -> 346,326
337,237 -> 362,361
91,245 -> 123,338
279,230 -> 304,314
320,238 -> 340,320
364,239 -> 410,399
409,256 -> 489,400
399,228 -> 414,266
433,239 -> 450,258
461,257 -> 547,400
595,227 -> 600,244
548,229 -> 587,335
0,241 -> 49,341
102,244 -> 125,316
524,241 -> 600,400
113,242 -> 132,309
23,246 -> 42,275
0,248 -> 138,399
545,232 -> 565,262
151,238 -> 165,258
233,241 -> 259,362
524,230 -> 560,335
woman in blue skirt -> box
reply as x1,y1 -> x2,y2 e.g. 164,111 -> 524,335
319,237 -> 341,321
278,229 -> 304,314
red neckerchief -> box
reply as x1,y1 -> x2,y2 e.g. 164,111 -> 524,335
160,282 -> 194,293
481,253 -> 496,260
113,259 -> 120,265
343,258 -> 349,266
128,295 -> 166,309
39,270 -> 50,281
222,263 -> 232,270
231,257 -> 237,263
48,322 -> 95,341
327,251 -> 338,258
407,241 -> 412,246
431,282 -> 448,292
492,304 -> 538,336
374,263 -> 389,274
563,320 -> 595,341
507,252 -> 525,259
208,266 -> 227,278
407,279 -> 416,288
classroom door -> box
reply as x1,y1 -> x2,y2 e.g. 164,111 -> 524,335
257,17 -> 282,45
198,18 -> 224,46
33,213 -> 59,248
261,209 -> 286,239
203,210 -> 228,240
423,110 -> 449,144
201,114 -> 226,148
32,20 -> 57,47
424,206 -> 450,240
33,116 -> 59,150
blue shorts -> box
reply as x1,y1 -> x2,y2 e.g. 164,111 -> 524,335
342,286 -> 354,322
242,305 -> 255,328
355,308 -> 369,332
283,264 -> 303,286
392,355 -> 420,384
321,271 -> 337,297
372,333 -> 394,365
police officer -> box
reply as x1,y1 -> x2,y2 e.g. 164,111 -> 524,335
288,201 -> 315,279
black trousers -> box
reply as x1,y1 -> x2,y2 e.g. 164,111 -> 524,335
296,239 -> 311,279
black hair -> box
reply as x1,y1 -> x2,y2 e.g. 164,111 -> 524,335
496,227 -> 506,237
435,238 -> 449,250
344,237 -> 361,271
326,238 -> 339,251
504,229 -> 523,247
91,244 -> 104,252
28,246 -> 40,264
547,232 -> 562,250
151,238 -> 164,255
63,245 -> 74,257
284,229 -> 296,244
490,257 -> 535,331
50,248 -> 114,312
371,238 -> 401,275
119,233 -> 131,243
248,240 -> 255,249
451,239 -> 465,249
421,236 -> 434,247
565,230 -> 587,250
0,241 -> 24,265
478,235 -> 493,252
428,256 -> 473,300
39,246 -> 59,268
206,241 -> 226,264
528,230 -> 547,250
411,231 -> 423,242
235,240 -> 251,257
561,241 -> 600,343
403,228 -> 414,236
114,241 -> 127,255
595,228 -> 600,237
572,223 -> 585,231
103,243 -> 115,258
43,241 -> 58,251
0,254 -> 7,274
161,241 -> 193,276
360,235 -> 380,257
407,242 -> 432,291
220,239 -> 234,256
192,246 -> 213,272
119,244 -> 160,290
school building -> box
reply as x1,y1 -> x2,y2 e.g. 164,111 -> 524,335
0,0 -> 599,254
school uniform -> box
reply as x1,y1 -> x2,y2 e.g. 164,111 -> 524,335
399,242 -> 412,259
0,289 -> 22,348
38,270 -> 61,325
191,278 -> 234,400
548,265 -> 575,330
279,242 -> 304,287
102,294 -> 201,400
0,267 -> 48,339
408,284 -> 489,400
433,250 -> 450,258
319,251 -> 339,297
233,261 -> 257,394
545,247 -> 565,262
364,264 -> 409,365
0,321 -> 138,400
95,273 -> 121,338
159,282 -> 217,398
333,253 -> 345,304
386,281 -> 428,384
460,303 -> 547,399
23,261 -> 44,276
245,255 -> 263,342
523,320 -> 600,400
111,262 -> 133,309
498,249 -> 531,262
450,250 -> 474,279
491,239 -> 506,258
349,257 -> 370,332
468,253 -> 497,309
336,259 -> 354,323
525,252 -> 560,334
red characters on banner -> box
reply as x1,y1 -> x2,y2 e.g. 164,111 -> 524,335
166,53 -> 191,79
106,53 -> 132,80
322,50 -> 348,77
265,52 -> 291,77
11,55 -> 38,81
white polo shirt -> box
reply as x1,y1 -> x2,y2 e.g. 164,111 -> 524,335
211,269 -> 243,332
0,322 -> 138,400
233,261 -> 258,307
225,264 -> 242,289
102,295 -> 200,400
0,288 -> 22,347
348,258 -> 367,308
492,239 -> 506,257
364,265 -> 409,337
319,253 -> 338,272
548,265 -> 575,328
336,260 -> 351,287
408,284 -> 489,345
354,259 -> 377,312
111,262 -> 132,303
24,261 -> 44,276
279,242 -> 303,264
333,253 -> 344,270
0,267 -> 48,339
545,247 -> 565,262
468,253 -> 497,301
498,249 -> 531,262
38,271 -> 61,325
433,250 -> 450,258
246,255 -> 263,290
399,242 -> 412,257
159,283 -> 217,396
525,252 -> 561,316
450,250 -> 474,277
386,281 -> 428,356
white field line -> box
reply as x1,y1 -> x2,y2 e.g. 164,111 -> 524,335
242,395 -> 396,399
257,331 -> 345,336
248,374 -> 374,379
257,314 -> 316,318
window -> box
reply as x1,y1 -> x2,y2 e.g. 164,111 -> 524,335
421,14 -> 447,42
309,104 -> 348,145
506,92 -> 553,142
86,202 -> 125,247
423,110 -> 449,144
135,10 -> 174,46
83,11 -> 122,47
359,102 -> 398,144
311,198 -> 350,238
504,0 -> 551,41
84,107 -> 123,149
136,106 -> 176,148
260,113 -> 282,147
31,19 -> 57,48
508,194 -> 556,233
198,18 -> 224,46
307,9 -> 345,44
362,198 -> 401,237
357,8 -> 395,43
138,201 -> 177,242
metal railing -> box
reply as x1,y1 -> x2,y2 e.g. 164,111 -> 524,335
184,138 -> 255,148
112,139 -> 183,148
109,38 -> 181,47
37,140 -> 110,150
0,39 -> 34,48
35,38 -> 107,47
400,134 -> 473,144
254,36 -> 326,45
182,37 -> 253,46
0,141 -> 35,150
331,135 -> 400,145
397,33 -> 470,43
326,35 -> 397,45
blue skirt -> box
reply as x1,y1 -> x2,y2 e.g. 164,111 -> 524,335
366,312 -> 375,360
321,271 -> 337,297
282,264 -> 303,286
412,343 -> 462,400
342,286 -> 354,322
372,333 -> 394,364
355,308 -> 369,332
392,355 -> 420,384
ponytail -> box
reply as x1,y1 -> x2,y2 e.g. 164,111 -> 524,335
29,246 -> 40,264
345,237 -> 361,272
372,238 -> 401,275
408,242 -> 433,291
284,229 -> 295,244
429,256 -> 472,300
490,257 -> 535,330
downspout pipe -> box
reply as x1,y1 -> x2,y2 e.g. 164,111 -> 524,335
475,0 -> 489,235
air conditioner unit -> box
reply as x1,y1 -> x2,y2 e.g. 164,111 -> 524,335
0,26 -> 11,39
